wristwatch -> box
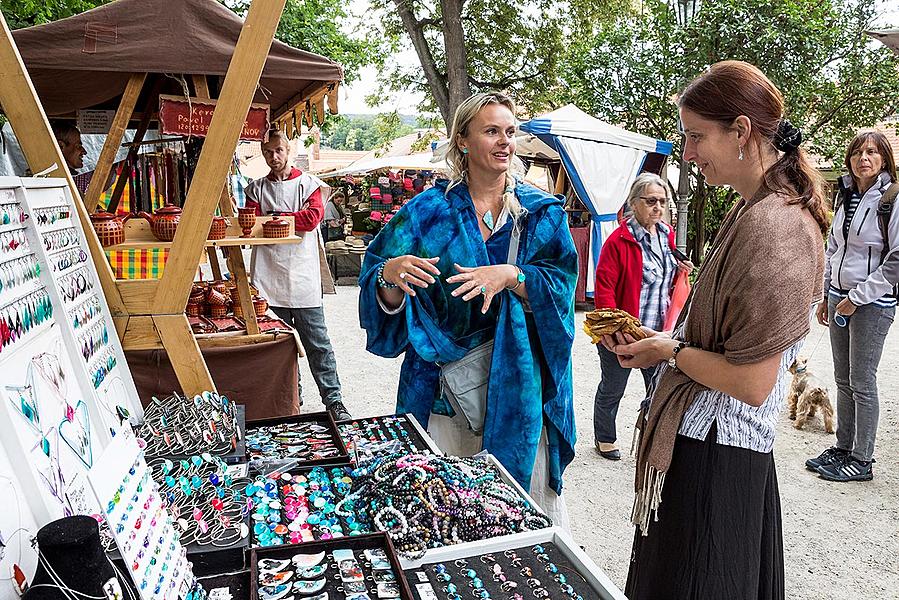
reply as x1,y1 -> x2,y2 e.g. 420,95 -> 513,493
668,341 -> 688,370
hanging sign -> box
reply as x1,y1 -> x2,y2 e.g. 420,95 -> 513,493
76,110 -> 116,134
158,94 -> 270,141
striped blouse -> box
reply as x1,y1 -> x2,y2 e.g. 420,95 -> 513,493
647,336 -> 803,453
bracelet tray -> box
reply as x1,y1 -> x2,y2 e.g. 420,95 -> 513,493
336,412 -> 444,462
246,410 -> 349,469
401,526 -> 627,600
142,404 -> 248,466
250,532 -> 414,600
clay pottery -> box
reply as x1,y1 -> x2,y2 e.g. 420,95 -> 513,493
252,296 -> 269,316
129,203 -> 183,242
262,217 -> 290,239
206,288 -> 227,306
237,207 -> 256,238
90,212 -> 126,247
208,215 -> 229,241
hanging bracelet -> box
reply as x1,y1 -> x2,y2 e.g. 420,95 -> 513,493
376,260 -> 397,289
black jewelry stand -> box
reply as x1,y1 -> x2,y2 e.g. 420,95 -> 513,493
25,516 -> 118,600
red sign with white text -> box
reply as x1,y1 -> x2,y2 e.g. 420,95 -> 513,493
158,94 -> 269,141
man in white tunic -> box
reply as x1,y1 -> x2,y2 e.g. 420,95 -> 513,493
246,131 -> 350,421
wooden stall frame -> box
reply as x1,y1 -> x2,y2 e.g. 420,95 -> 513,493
0,0 -> 294,395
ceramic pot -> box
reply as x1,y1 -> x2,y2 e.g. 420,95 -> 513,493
90,212 -> 125,247
208,216 -> 229,241
237,207 -> 256,238
129,204 -> 182,242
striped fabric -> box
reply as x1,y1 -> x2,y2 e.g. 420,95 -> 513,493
627,218 -> 676,331
645,334 -> 804,453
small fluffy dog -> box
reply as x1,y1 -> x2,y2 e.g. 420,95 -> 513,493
787,357 -> 835,433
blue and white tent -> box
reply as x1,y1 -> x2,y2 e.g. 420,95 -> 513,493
519,105 -> 673,299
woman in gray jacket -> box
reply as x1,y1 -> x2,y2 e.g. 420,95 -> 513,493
807,131 -> 898,482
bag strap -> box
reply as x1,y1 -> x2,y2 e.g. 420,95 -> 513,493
877,182 -> 899,265
507,223 -> 521,264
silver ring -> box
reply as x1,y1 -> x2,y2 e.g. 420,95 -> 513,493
399,272 -> 406,279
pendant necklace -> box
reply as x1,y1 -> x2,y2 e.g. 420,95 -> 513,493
474,203 -> 497,232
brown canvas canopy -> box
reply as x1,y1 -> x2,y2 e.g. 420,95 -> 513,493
11,0 -> 343,121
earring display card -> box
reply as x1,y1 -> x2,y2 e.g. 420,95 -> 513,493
336,414 -> 443,463
401,528 -> 627,600
250,533 -> 413,600
245,412 -> 348,470
88,433 -> 197,600
15,177 -> 143,441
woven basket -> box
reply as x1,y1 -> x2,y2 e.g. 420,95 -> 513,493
186,303 -> 202,317
210,303 -> 228,319
253,297 -> 268,316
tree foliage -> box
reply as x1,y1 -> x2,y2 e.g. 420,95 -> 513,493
322,113 -> 415,151
1,0 -> 107,29
556,0 -> 899,260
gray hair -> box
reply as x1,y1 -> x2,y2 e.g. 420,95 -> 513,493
626,172 -> 669,209
444,92 -> 526,221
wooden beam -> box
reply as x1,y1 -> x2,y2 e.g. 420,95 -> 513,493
116,279 -> 162,314
192,74 -> 211,99
0,12 -> 126,315
153,315 -> 216,394
207,247 -> 223,280
107,75 -> 163,214
155,0 -> 288,313
85,73 -> 146,214
225,247 -> 260,335
119,315 -> 162,350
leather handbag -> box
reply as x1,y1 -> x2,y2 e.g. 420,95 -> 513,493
438,225 -> 521,435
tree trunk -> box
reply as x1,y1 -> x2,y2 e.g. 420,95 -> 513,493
392,0 -> 452,126
689,179 -> 707,264
440,0 -> 471,128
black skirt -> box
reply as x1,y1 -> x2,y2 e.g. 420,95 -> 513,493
625,424 -> 785,600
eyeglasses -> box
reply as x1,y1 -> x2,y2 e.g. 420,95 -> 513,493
639,196 -> 667,207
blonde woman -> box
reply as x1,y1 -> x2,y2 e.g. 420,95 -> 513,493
359,92 -> 578,526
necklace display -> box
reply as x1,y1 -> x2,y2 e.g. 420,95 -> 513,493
254,538 -> 404,600
348,453 -> 552,560
135,392 -> 241,458
249,466 -> 371,548
337,415 -> 437,462
246,417 -> 343,467
413,543 -> 589,600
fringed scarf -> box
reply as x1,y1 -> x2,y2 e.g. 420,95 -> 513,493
632,189 -> 824,534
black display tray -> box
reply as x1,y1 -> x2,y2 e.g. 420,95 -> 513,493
405,540 -> 595,600
249,462 -> 361,549
245,410 -> 349,469
250,533 -> 413,600
197,570 -> 251,600
336,413 -> 442,462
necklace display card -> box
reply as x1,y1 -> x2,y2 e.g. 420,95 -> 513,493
336,413 -> 443,463
245,411 -> 348,471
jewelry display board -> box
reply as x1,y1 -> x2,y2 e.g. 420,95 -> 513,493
401,528 -> 627,600
15,177 -> 143,438
88,433 -> 198,600
336,414 -> 443,463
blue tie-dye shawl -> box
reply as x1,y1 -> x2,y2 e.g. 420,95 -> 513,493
359,180 -> 577,494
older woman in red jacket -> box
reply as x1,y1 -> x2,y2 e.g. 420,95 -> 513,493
592,173 -> 692,460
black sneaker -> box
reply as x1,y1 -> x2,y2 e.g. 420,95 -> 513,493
327,401 -> 351,422
805,446 -> 848,472
817,455 -> 874,482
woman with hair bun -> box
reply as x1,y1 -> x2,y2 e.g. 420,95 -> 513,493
358,92 -> 578,526
602,61 -> 826,599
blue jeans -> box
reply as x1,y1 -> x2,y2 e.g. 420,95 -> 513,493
272,306 -> 342,408
828,298 -> 894,461
594,345 -> 656,444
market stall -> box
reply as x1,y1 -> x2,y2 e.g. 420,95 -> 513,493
3,0 -> 343,398
518,105 -> 673,302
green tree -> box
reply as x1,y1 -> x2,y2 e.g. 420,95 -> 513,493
321,114 -> 414,151
557,0 -> 899,261
1,0 -> 107,29
372,0 -> 629,128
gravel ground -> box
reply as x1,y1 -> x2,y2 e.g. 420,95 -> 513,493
303,284 -> 899,600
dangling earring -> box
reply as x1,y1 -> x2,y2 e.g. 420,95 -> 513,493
462,148 -> 468,155
738,145 -> 744,161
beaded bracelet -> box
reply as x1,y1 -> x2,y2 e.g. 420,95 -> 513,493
376,260 -> 397,289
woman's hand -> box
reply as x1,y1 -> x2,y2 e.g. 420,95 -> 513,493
677,259 -> 695,274
835,297 -> 857,318
815,300 -> 829,326
446,263 -> 517,314
609,336 -> 679,369
382,255 -> 441,297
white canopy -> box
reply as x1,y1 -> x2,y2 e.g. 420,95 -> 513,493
319,152 -> 449,178
519,105 -> 672,298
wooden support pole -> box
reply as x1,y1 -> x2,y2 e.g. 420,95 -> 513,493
225,247 -> 260,335
155,0 -> 287,313
85,73 -> 146,214
107,75 -> 162,214
207,247 -> 223,280
0,12 -> 126,315
152,315 -> 216,394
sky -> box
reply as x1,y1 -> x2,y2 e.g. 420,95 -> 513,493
340,0 -> 899,116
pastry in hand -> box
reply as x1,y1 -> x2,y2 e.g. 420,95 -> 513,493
583,308 -> 647,343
